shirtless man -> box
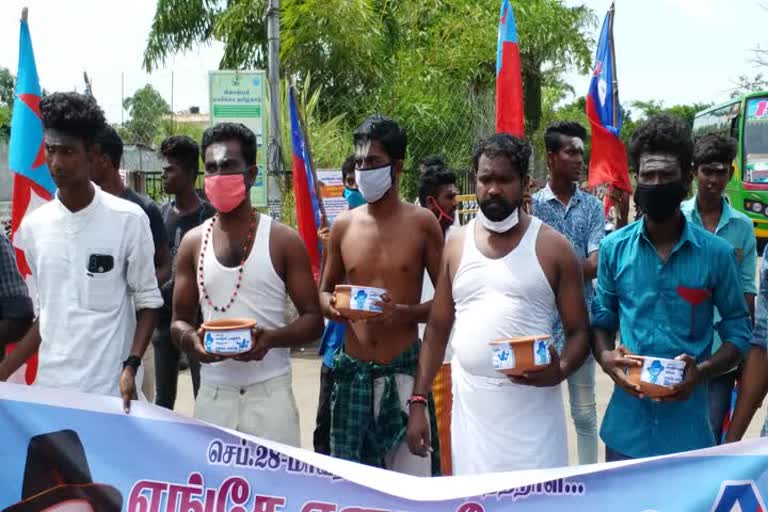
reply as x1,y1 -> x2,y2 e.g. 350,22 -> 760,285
319,114 -> 444,475
406,133 -> 590,474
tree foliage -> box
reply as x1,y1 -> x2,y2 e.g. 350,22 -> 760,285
143,0 -> 596,197
120,84 -> 172,147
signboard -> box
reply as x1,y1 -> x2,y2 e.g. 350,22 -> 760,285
748,98 -> 768,120
209,70 -> 268,207
316,168 -> 347,224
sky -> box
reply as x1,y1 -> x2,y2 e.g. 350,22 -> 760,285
0,0 -> 764,124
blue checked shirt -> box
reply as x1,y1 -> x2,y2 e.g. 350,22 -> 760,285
532,183 -> 605,352
592,218 -> 752,458
0,233 -> 34,320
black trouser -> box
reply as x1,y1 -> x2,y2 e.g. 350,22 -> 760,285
153,324 -> 200,409
313,364 -> 334,455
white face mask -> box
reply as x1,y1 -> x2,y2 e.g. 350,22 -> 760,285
476,206 -> 519,233
355,164 -> 392,203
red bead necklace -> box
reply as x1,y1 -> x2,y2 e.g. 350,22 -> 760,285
198,208 -> 257,312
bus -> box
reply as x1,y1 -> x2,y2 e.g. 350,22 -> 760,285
693,92 -> 768,239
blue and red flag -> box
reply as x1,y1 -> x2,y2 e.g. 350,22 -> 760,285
495,0 -> 524,137
586,3 -> 631,196
289,86 -> 322,280
8,9 -> 51,384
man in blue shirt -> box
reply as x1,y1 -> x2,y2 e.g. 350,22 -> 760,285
532,120 -> 604,465
592,115 -> 752,461
681,133 -> 757,443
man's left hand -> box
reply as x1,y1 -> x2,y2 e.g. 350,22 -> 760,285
367,293 -> 402,325
119,367 -> 138,414
509,346 -> 566,387
658,354 -> 701,402
234,326 -> 271,362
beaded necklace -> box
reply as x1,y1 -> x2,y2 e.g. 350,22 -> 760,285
198,208 -> 257,312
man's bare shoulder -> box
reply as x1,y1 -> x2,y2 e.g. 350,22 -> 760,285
537,222 -> 577,260
269,219 -> 305,249
179,225 -> 204,248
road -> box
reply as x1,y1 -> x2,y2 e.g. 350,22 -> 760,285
172,351 -> 765,465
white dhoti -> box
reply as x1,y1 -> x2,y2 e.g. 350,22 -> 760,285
450,360 -> 567,475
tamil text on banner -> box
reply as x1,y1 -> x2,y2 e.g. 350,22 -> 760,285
2,383 -> 768,511
8,9 -> 51,386
209,71 -> 268,208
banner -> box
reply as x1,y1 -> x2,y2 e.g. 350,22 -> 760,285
316,169 -> 347,225
2,383 -> 768,511
209,71 -> 268,207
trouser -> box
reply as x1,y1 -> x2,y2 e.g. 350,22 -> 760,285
313,364 -> 333,455
153,325 -> 200,409
194,372 -> 301,446
709,369 -> 738,444
567,355 -> 598,464
141,344 -> 155,403
605,446 -> 635,462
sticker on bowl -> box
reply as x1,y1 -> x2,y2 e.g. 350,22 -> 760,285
348,287 -> 384,313
492,346 -> 516,370
204,328 -> 252,355
640,358 -> 685,387
533,338 -> 551,365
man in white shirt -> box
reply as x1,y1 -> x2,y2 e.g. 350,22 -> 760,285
0,92 -> 163,413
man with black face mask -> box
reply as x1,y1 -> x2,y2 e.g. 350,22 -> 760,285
592,115 -> 752,462
406,133 -> 591,474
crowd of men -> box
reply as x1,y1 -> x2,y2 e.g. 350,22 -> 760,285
0,91 -> 767,476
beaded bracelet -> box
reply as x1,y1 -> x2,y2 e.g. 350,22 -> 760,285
406,394 -> 428,407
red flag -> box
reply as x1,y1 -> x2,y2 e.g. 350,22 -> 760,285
495,0 -> 524,137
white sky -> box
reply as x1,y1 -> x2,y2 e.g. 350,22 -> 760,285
0,0 -> 764,124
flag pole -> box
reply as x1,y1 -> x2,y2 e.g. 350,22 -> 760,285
608,2 -> 619,129
21,7 -> 27,22
291,81 -> 327,228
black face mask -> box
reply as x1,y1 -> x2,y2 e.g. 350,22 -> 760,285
634,181 -> 687,223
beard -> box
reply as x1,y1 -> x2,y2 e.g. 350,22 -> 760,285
479,197 -> 519,222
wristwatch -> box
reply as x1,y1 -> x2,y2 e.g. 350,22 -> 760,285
122,355 -> 142,372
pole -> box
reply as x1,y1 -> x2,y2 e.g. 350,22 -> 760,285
121,72 -> 124,125
608,2 -> 619,129
171,71 -> 175,134
292,83 -> 327,227
266,0 -> 283,221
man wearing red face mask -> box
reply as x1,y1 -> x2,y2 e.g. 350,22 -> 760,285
171,123 -> 324,443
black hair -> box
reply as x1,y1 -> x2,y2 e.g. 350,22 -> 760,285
693,133 -> 737,167
418,167 -> 457,207
353,114 -> 407,161
40,92 -> 106,145
472,133 -> 532,178
94,124 -> 123,169
629,114 -> 693,172
341,154 -> 355,180
419,154 -> 447,174
201,122 -> 257,167
544,121 -> 588,153
160,135 -> 200,175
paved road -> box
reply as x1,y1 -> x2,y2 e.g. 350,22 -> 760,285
172,352 -> 765,465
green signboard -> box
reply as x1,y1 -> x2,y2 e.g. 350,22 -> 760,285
209,71 -> 268,207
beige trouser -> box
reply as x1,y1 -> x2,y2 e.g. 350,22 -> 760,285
141,344 -> 155,403
194,372 -> 300,446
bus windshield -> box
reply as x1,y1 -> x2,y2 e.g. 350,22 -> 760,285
745,97 -> 768,183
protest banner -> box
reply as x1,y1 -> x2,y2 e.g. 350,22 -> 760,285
1,383 -> 767,511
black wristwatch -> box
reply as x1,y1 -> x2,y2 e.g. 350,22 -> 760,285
122,355 -> 142,372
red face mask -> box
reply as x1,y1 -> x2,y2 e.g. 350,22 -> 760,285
428,196 -> 455,226
205,174 -> 246,213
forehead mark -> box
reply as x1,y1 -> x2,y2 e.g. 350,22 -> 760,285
571,137 -> 585,151
355,140 -> 372,160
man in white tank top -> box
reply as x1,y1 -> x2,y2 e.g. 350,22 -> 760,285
406,134 -> 591,474
320,115 -> 444,475
171,123 -> 324,445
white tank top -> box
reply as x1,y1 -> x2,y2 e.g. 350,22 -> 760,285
451,217 -> 556,378
198,214 -> 290,386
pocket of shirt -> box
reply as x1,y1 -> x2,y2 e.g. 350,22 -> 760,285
80,251 -> 124,312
